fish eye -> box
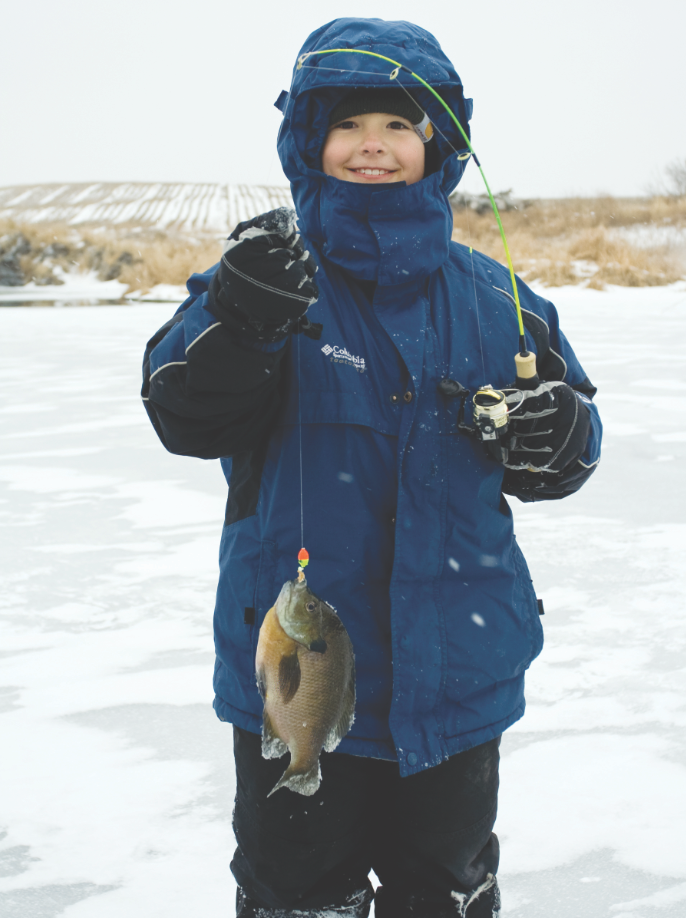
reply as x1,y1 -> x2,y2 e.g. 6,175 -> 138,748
306,601 -> 316,612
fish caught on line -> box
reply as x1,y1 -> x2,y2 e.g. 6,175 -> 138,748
255,573 -> 355,796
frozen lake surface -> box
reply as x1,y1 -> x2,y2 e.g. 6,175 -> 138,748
1,284 -> 686,917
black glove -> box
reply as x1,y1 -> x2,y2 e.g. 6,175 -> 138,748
503,381 -> 591,473
208,207 -> 320,342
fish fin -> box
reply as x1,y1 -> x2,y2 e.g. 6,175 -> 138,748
256,665 -> 266,701
279,652 -> 301,704
268,758 -> 321,797
261,709 -> 287,760
323,660 -> 356,753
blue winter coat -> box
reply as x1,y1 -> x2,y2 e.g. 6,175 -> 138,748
142,18 -> 602,776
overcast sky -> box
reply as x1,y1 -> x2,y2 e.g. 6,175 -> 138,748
2,0 -> 683,198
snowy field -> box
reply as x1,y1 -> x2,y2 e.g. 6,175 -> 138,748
1,283 -> 686,917
0,182 -> 294,233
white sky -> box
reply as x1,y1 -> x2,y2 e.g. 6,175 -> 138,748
2,0 -> 683,198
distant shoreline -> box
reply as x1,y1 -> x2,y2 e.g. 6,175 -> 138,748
2,183 -> 684,298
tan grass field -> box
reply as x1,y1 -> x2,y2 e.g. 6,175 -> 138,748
452,195 -> 686,288
1,195 -> 685,295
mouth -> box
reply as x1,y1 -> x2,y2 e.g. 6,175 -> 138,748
348,168 -> 397,181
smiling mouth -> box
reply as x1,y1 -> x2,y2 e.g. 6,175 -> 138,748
349,168 -> 396,177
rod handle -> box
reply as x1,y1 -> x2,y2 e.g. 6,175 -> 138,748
514,351 -> 539,391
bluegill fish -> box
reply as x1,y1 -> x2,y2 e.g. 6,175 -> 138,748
255,574 -> 355,796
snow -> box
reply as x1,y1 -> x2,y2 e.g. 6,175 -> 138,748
0,274 -> 187,306
612,224 -> 686,252
1,283 -> 686,916
499,281 -> 686,916
0,272 -> 129,305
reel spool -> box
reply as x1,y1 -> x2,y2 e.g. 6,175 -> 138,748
472,386 -> 510,463
472,386 -> 508,440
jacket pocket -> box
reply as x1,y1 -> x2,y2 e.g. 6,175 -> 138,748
511,538 -> 544,664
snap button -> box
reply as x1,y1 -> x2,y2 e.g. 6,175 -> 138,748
390,393 -> 400,403
403,391 -> 413,403
407,752 -> 418,766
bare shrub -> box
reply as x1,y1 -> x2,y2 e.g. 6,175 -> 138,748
665,157 -> 686,198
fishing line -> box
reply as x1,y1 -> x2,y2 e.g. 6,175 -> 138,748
299,64 -> 405,77
297,326 -> 305,562
295,337 -> 311,576
289,48 -> 536,571
296,48 -> 528,355
466,207 -> 486,382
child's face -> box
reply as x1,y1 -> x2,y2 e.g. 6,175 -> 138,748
322,112 -> 425,186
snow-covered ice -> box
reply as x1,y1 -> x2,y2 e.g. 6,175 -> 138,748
0,303 -> 234,917
1,283 -> 686,917
0,274 -> 187,306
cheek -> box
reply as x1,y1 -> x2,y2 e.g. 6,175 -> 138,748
321,136 -> 350,175
399,138 -> 426,182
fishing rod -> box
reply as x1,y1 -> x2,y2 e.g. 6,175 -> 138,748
297,47 -> 539,394
293,47 -> 539,573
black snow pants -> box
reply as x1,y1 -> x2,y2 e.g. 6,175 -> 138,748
231,726 -> 501,918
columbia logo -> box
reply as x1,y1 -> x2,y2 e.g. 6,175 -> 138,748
321,342 -> 367,373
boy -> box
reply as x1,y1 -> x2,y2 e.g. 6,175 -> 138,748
142,17 -> 601,918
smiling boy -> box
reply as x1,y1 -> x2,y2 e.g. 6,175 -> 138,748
142,17 -> 601,918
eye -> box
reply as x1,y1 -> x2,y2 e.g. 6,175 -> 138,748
306,601 -> 316,612
332,120 -> 356,130
388,120 -> 410,130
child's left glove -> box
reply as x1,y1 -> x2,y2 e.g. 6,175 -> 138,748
503,381 -> 591,472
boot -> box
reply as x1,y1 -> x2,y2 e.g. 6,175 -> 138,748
374,874 -> 501,918
236,885 -> 373,917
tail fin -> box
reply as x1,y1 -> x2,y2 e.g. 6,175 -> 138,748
268,759 -> 321,797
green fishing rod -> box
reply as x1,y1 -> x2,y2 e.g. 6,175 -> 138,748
297,47 -> 538,391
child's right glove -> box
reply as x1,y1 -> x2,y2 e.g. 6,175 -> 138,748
209,207 -> 320,342
503,381 -> 591,472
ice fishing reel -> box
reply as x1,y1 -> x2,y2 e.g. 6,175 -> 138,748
437,378 -> 512,463
469,385 -> 512,463
472,387 -> 509,441
474,386 -> 522,463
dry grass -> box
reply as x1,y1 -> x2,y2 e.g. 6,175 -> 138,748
452,195 -> 686,288
0,220 -> 223,295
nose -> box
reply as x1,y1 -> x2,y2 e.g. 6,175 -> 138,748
360,130 -> 385,155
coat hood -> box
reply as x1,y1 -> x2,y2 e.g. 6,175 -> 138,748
275,18 -> 473,285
